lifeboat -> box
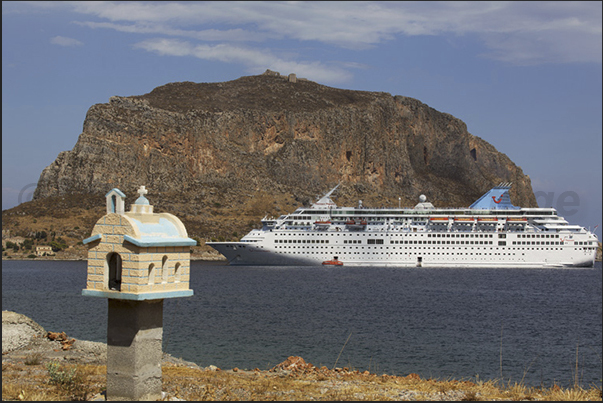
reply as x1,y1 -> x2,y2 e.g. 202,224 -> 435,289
345,219 -> 367,230
322,257 -> 343,266
314,220 -> 331,229
454,217 -> 475,222
477,217 -> 498,222
506,217 -> 527,222
429,217 -> 449,221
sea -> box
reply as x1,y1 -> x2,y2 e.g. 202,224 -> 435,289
2,260 -> 601,388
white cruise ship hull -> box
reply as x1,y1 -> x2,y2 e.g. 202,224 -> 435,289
206,184 -> 598,268
208,232 -> 597,268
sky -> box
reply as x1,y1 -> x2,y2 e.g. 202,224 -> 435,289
2,1 -> 601,236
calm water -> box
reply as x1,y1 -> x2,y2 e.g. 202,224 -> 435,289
2,260 -> 601,388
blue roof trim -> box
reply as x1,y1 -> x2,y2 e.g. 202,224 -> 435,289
82,289 -> 194,300
105,188 -> 126,198
123,234 -> 197,247
128,217 -> 181,238
83,234 -> 102,245
469,186 -> 520,210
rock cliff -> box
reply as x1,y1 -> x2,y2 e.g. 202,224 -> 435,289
33,71 -> 536,224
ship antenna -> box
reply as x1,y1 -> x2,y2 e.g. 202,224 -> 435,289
322,182 -> 341,199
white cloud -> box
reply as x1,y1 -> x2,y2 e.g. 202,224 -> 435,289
134,38 -> 352,83
50,35 -> 83,47
16,1 -> 603,67
76,21 -> 270,42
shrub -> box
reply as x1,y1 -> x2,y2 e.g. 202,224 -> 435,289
23,239 -> 34,250
45,361 -> 97,400
49,239 -> 68,252
46,361 -> 77,387
25,352 -> 43,365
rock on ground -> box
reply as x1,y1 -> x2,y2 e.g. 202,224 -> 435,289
2,311 -> 201,369
2,311 -> 46,354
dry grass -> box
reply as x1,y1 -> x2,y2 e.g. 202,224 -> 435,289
159,364 -> 603,401
3,363 -> 602,401
2,360 -> 105,401
3,357 -> 602,401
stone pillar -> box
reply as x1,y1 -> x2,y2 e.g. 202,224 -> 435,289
106,299 -> 164,401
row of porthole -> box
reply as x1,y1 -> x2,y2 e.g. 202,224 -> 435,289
274,250 -> 518,257
273,246 -> 569,253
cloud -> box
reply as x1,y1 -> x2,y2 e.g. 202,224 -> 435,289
16,1 -> 603,66
134,38 -> 352,83
50,35 -> 83,47
76,21 -> 270,42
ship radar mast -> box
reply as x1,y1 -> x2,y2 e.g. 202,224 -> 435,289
311,183 -> 340,209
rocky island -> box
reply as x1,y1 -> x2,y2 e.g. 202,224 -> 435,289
3,71 -> 538,257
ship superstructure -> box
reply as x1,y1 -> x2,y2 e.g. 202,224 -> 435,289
207,184 -> 598,267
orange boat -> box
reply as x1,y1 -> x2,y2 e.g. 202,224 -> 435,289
454,217 -> 474,222
314,220 -> 331,230
429,217 -> 449,221
345,219 -> 367,229
322,257 -> 343,266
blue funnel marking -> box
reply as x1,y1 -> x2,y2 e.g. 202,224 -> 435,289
469,184 -> 520,210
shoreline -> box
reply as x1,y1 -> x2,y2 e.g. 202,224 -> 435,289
3,311 -> 601,401
2,255 -> 601,263
1,255 -> 227,262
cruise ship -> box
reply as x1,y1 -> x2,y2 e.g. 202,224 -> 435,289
207,184 -> 598,268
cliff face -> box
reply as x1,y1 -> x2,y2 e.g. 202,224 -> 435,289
33,72 -> 536,211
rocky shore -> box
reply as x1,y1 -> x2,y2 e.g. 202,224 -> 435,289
2,310 -> 203,368
3,311 -> 601,401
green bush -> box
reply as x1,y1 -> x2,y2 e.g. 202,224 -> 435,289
49,239 -> 68,252
46,361 -> 77,387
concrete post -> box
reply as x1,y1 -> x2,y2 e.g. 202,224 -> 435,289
83,187 -> 196,400
106,299 -> 164,401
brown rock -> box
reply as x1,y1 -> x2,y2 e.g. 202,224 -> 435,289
46,331 -> 69,342
272,356 -> 317,373
33,74 -> 536,221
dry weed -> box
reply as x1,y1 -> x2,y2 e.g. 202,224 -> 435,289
4,358 -> 602,401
